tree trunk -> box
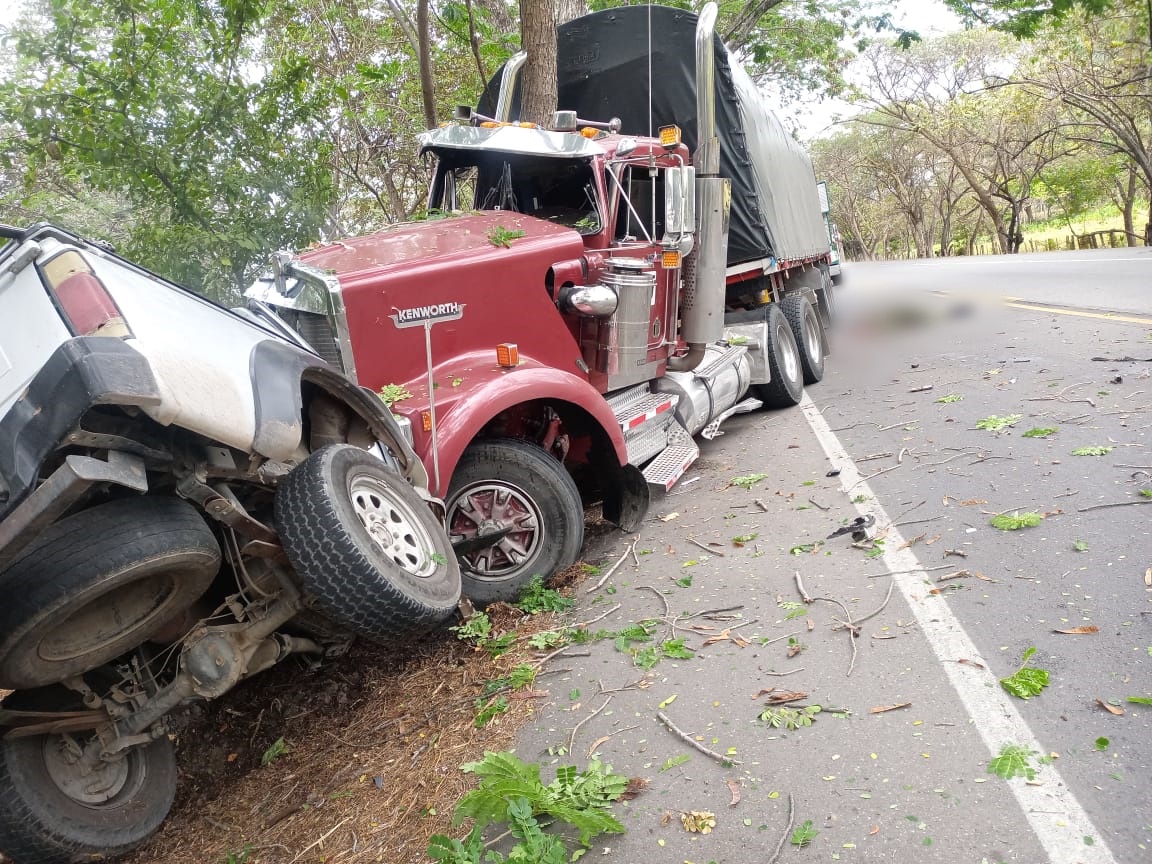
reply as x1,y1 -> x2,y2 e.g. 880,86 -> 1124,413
519,0 -> 558,126
554,0 -> 588,25
417,0 -> 437,129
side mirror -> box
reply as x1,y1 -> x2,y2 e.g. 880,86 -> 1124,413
664,166 -> 696,236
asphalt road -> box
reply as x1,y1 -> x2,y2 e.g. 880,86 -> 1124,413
509,250 -> 1150,864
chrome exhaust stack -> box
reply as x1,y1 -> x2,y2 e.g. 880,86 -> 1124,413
495,52 -> 528,122
672,1 -> 728,371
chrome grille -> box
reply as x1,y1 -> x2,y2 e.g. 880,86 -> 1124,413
295,311 -> 343,371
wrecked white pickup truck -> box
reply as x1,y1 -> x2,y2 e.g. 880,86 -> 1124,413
0,223 -> 461,863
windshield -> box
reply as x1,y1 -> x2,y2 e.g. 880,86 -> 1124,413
430,151 -> 602,236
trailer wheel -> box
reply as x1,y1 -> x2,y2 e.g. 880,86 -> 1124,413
447,439 -> 584,605
0,722 -> 176,863
751,304 -> 804,409
782,294 -> 826,385
275,444 -> 462,641
817,271 -> 837,325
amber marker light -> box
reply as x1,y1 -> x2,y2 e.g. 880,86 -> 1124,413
662,250 -> 682,269
659,125 -> 682,148
496,343 -> 520,368
421,410 -> 433,432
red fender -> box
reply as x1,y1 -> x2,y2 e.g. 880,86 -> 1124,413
405,356 -> 629,497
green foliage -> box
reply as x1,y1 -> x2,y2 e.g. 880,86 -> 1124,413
941,0 -> 1118,39
1000,647 -> 1050,699
732,533 -> 759,544
516,576 -> 573,614
1126,696 -> 1152,705
976,414 -> 1023,431
1023,427 -> 1058,438
675,575 -> 693,587
427,825 -> 485,864
1072,539 -> 1089,552
988,744 -> 1038,780
758,705 -> 821,730
487,226 -> 526,247
1094,736 -> 1110,751
451,612 -> 493,643
223,846 -> 253,864
730,473 -> 768,489
453,752 -> 626,847
660,639 -> 694,660
1140,489 -> 1152,499
990,511 -> 1043,531
632,646 -> 660,670
378,384 -> 414,407
0,0 -> 333,296
778,600 -> 809,621
528,630 -> 570,650
790,820 -> 820,848
660,754 -> 690,772
613,621 -> 655,652
1072,446 -> 1113,456
261,737 -> 289,767
474,696 -> 509,727
935,393 -> 964,403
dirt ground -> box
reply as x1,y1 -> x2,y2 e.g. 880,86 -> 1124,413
124,563 -> 605,864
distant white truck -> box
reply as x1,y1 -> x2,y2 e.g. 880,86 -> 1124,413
0,223 -> 461,863
818,180 -> 843,284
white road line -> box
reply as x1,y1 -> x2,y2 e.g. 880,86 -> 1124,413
800,393 -> 1118,864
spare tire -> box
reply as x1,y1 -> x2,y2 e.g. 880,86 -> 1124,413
275,444 -> 461,640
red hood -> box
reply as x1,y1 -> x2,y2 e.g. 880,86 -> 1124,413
300,211 -> 583,278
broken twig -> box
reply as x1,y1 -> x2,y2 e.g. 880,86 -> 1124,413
656,711 -> 740,765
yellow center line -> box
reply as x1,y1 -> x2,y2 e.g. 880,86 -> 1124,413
1000,299 -> 1152,325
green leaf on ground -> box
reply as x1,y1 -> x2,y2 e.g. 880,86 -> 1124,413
1126,696 -> 1152,705
758,705 -> 821,729
976,413 -> 1022,431
987,744 -> 1037,780
990,511 -> 1043,531
790,820 -> 819,848
1140,488 -> 1152,499
1072,446 -> 1113,456
660,639 -> 694,659
731,473 -> 768,490
1094,737 -> 1110,751
935,393 -> 963,404
1072,539 -> 1089,552
1000,647 -> 1049,699
1023,427 -> 1057,438
660,754 -> 690,772
516,576 -> 574,614
486,226 -> 526,247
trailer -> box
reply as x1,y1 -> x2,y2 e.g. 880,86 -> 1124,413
250,3 -> 836,602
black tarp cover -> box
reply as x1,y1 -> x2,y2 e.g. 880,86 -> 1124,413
476,5 -> 829,267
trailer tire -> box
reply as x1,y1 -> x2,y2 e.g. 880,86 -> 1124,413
817,271 -> 837,326
751,304 -> 804,409
0,498 -> 221,690
447,439 -> 584,605
0,723 -> 176,864
782,294 -> 826,385
275,444 -> 462,641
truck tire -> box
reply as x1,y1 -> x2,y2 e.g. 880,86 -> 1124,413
751,304 -> 804,409
446,439 -> 584,605
275,444 -> 461,640
818,271 -> 837,325
782,294 -> 826,385
0,498 -> 221,690
0,727 -> 176,864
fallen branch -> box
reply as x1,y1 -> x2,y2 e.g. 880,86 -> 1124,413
656,711 -> 741,765
586,539 -> 638,594
689,537 -> 725,557
569,695 -> 613,755
586,723 -> 640,758
877,417 -> 918,432
794,570 -> 813,604
766,793 -> 795,864
852,579 -> 895,628
760,668 -> 805,676
1077,499 -> 1152,513
867,564 -> 953,578
289,817 -> 351,863
850,463 -> 903,488
573,604 -> 622,630
807,497 -> 830,512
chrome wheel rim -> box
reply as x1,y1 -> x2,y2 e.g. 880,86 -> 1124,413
349,473 -> 438,577
778,322 -> 800,385
447,481 -> 543,578
803,310 -> 822,362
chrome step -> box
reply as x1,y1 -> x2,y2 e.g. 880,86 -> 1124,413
642,420 -> 700,491
624,413 -> 674,466
605,383 -> 654,417
614,391 -> 677,432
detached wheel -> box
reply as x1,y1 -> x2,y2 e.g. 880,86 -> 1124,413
275,444 -> 462,641
0,497 -> 221,690
447,439 -> 584,604
751,303 -> 804,409
782,294 -> 826,385
0,729 -> 176,863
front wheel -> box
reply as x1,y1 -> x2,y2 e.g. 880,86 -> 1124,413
0,728 -> 176,864
751,303 -> 804,409
447,439 -> 585,604
275,444 -> 462,641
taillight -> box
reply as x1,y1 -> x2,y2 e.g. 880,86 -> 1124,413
41,251 -> 132,338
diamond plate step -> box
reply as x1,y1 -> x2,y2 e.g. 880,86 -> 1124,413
624,413 -> 673,466
605,383 -> 653,417
614,392 -> 677,432
642,421 -> 699,491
